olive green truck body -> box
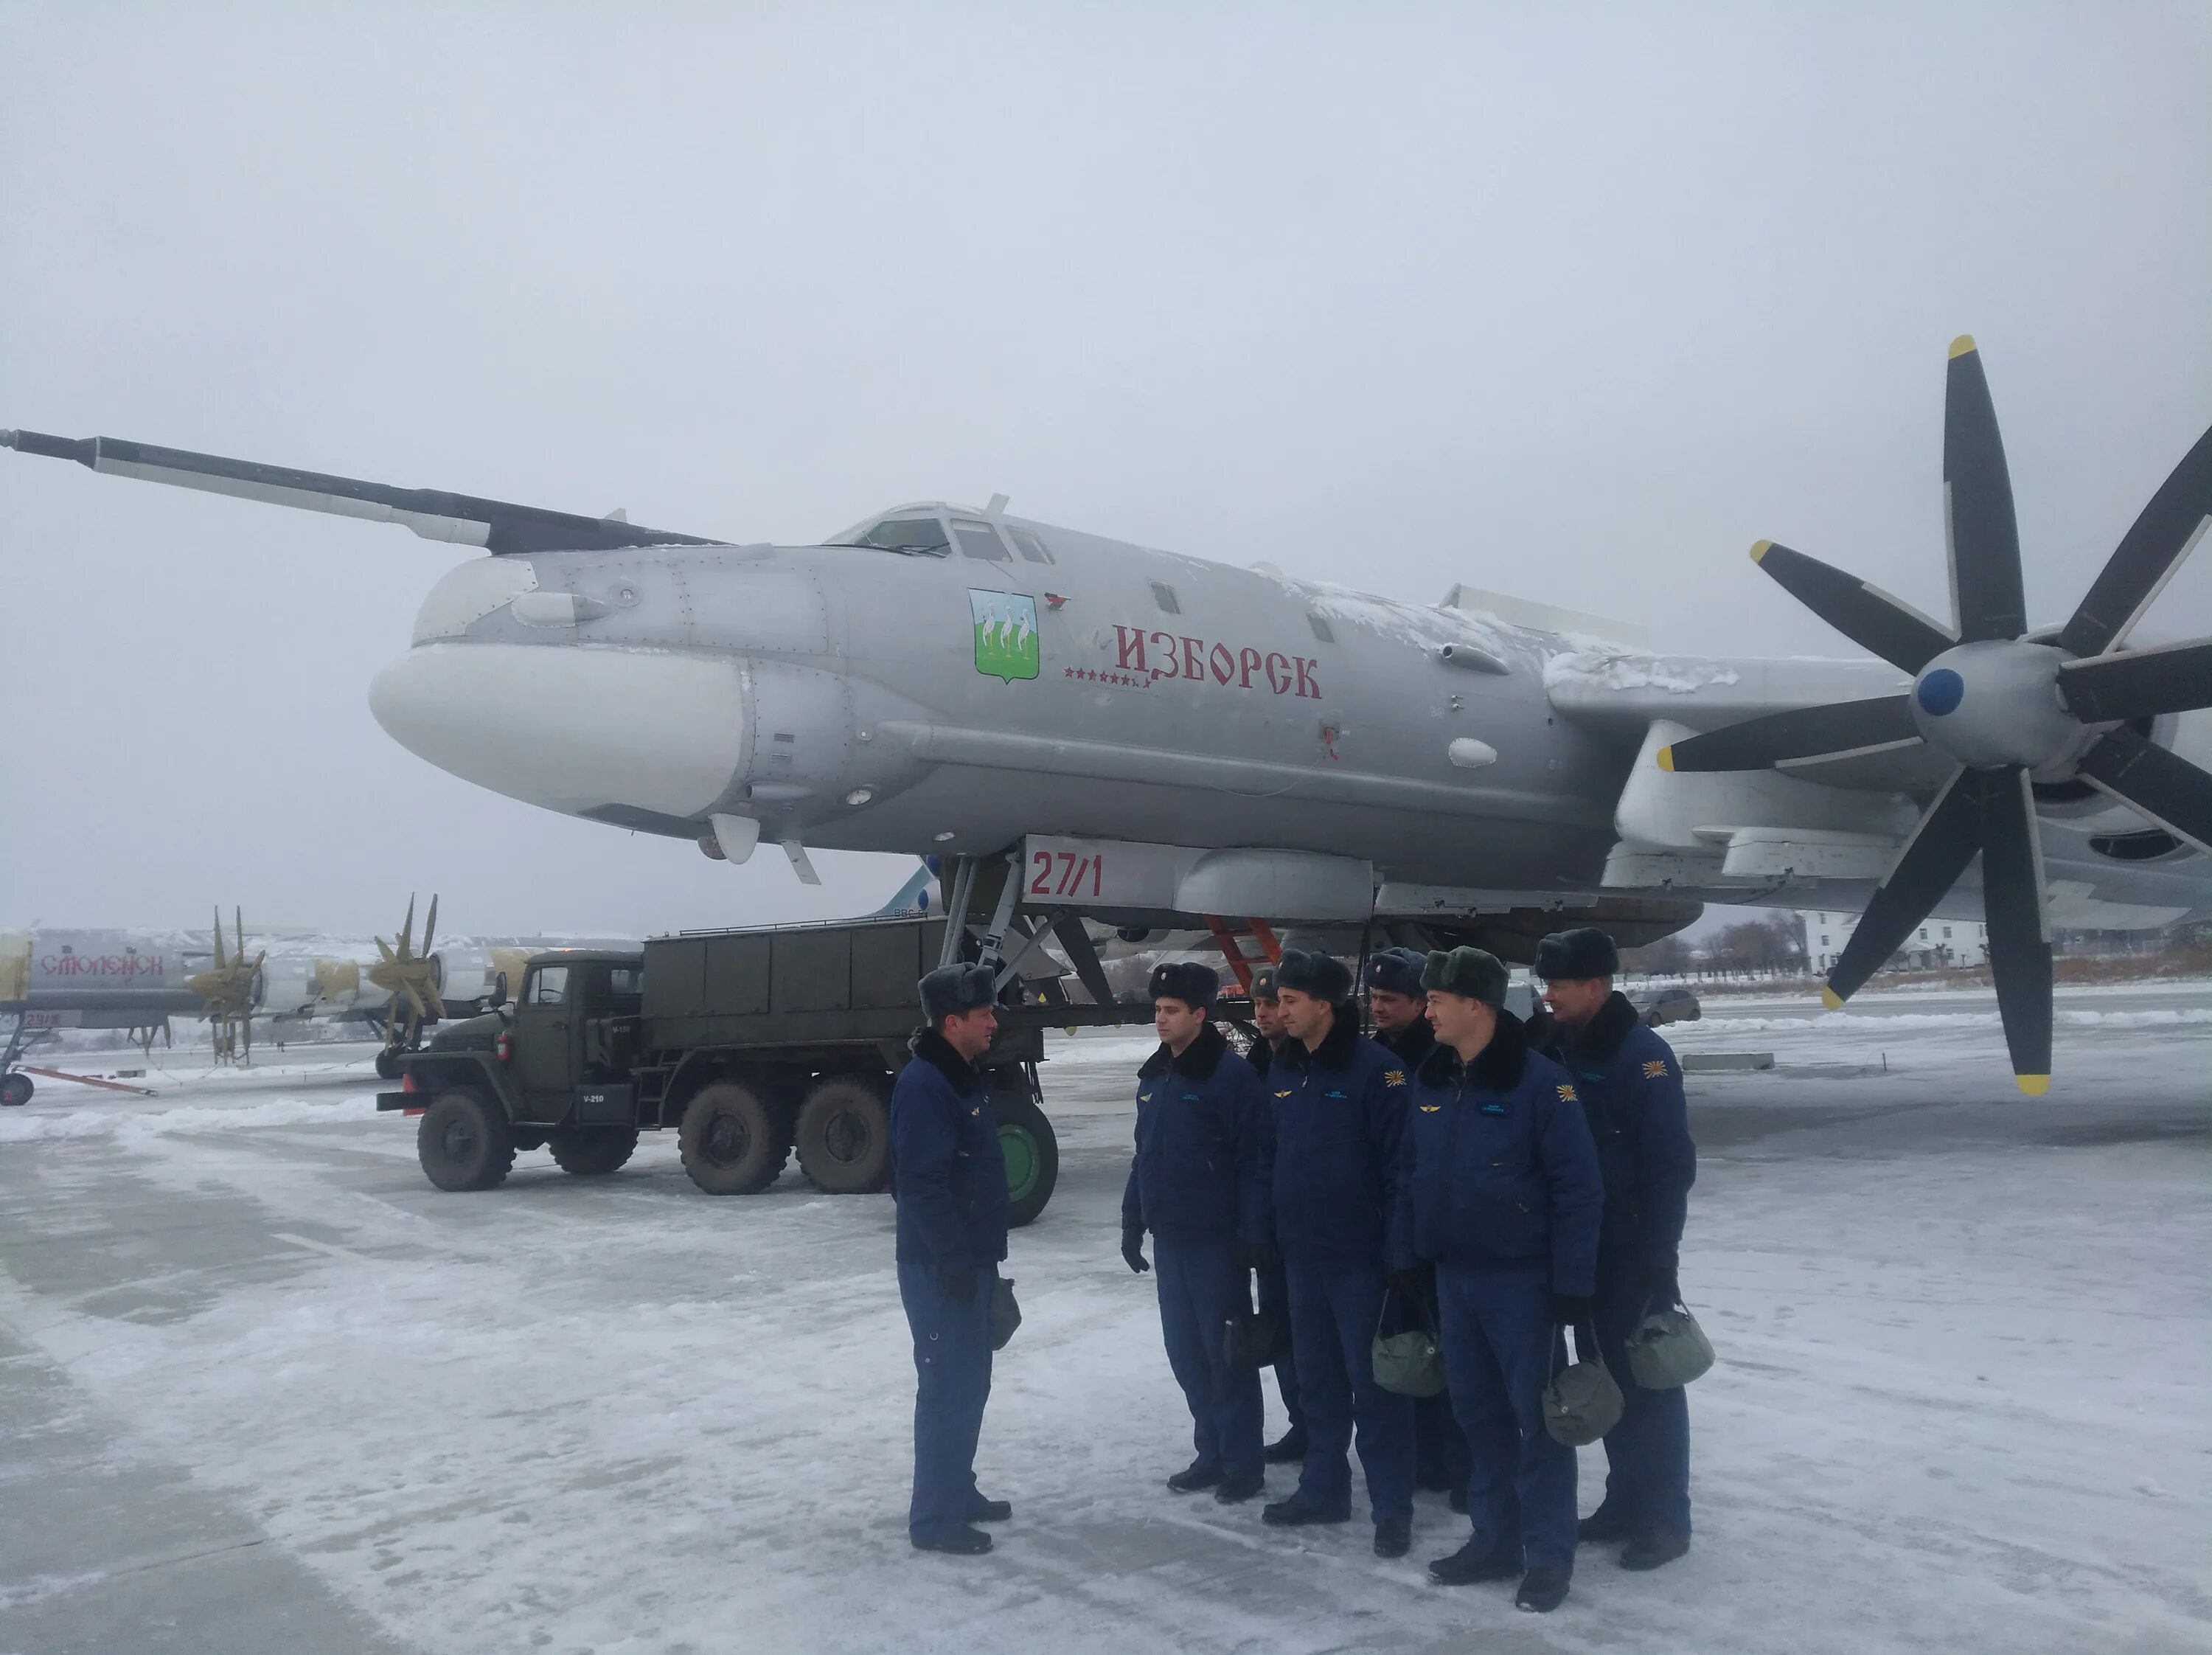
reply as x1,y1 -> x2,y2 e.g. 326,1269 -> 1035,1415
378,912 -> 1141,1225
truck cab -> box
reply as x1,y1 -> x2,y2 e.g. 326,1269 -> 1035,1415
509,954 -> 644,1111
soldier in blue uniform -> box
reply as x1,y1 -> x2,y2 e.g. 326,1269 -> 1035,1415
1366,946 -> 1470,1510
1120,962 -> 1275,1502
1395,946 -> 1603,1614
1535,927 -> 1698,1572
1259,949 -> 1417,1559
891,962 -> 1013,1556
1245,964 -> 1307,1465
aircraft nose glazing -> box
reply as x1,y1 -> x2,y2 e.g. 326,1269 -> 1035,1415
368,642 -> 747,824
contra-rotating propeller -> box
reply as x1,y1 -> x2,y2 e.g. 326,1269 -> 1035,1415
186,906 -> 265,1065
368,893 -> 446,1047
1660,337 -> 2212,1094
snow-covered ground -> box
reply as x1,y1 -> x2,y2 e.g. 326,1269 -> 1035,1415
1,986 -> 2207,1654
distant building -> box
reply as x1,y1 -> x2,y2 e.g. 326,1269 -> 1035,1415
1807,911 -> 1988,974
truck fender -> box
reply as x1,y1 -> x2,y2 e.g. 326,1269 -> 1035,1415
398,1051 -> 524,1122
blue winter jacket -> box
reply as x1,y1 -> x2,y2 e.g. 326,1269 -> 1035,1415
1546,991 -> 1697,1270
890,1030 -> 1010,1274
1392,1010 -> 1604,1296
1121,1023 -> 1272,1245
1268,1013 -> 1409,1265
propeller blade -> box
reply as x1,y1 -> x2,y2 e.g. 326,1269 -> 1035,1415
373,936 -> 397,967
425,985 -> 448,1021
2056,422 -> 2212,659
1943,337 -> 2028,642
1750,541 -> 1955,673
2076,726 -> 2212,854
212,906 -> 226,971
1977,767 -> 2053,1094
400,894 -> 417,960
403,981 -> 427,1020
1660,695 -> 1921,773
1823,768 -> 1983,1005
422,893 -> 437,958
2056,636 -> 2212,724
234,906 -> 245,962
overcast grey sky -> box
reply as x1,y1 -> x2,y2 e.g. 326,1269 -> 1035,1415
3,3 -> 2208,937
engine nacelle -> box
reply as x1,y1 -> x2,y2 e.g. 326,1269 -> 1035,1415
257,958 -> 323,1017
430,947 -> 515,1013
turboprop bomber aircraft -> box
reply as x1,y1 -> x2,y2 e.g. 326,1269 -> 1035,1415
7,337 -> 2211,1090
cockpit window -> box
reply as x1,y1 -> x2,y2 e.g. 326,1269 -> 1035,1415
952,518 -> 1011,562
1007,527 -> 1054,564
838,516 -> 951,556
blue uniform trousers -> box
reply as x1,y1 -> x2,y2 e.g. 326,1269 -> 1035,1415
899,1257 -> 996,1538
1436,1263 -> 1578,1574
1255,1253 -> 1304,1433
1593,1249 -> 1692,1537
1285,1259 -> 1413,1521
1155,1236 -> 1265,1482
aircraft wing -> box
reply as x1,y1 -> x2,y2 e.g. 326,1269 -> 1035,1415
1543,647 -> 1952,793
1,428 -> 721,556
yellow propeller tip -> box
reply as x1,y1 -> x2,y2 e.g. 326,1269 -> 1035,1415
1820,985 -> 1846,1010
1948,334 -> 1978,358
1749,539 -> 1773,563
2015,1073 -> 2050,1097
1655,746 -> 1675,772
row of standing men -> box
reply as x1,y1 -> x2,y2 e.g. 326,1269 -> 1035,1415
885,928 -> 1696,1617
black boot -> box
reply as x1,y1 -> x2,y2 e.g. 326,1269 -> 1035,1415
1262,1494 -> 1350,1527
1428,1538 -> 1521,1585
968,1496 -> 1013,1523
1621,1529 -> 1691,1571
1577,1503 -> 1634,1543
1514,1565 -> 1571,1613
911,1524 -> 993,1556
1214,1472 -> 1265,1505
1264,1428 -> 1307,1465
1373,1516 -> 1411,1558
1166,1460 -> 1225,1493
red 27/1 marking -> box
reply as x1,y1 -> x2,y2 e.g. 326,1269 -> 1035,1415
1029,850 -> 1105,898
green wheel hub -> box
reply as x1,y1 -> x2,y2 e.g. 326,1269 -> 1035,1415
999,1122 -> 1040,1205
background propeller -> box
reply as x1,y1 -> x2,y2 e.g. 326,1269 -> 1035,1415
368,892 -> 446,1053
1658,337 -> 2212,1092
185,906 -> 264,1065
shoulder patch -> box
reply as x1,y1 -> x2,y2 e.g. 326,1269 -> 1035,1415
1556,1083 -> 1579,1103
1643,1059 -> 1669,1079
1384,1069 -> 1407,1088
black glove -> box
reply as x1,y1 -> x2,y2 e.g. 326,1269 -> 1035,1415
1548,1293 -> 1596,1327
1241,1238 -> 1281,1274
1121,1224 -> 1150,1274
1646,1268 -> 1681,1309
943,1266 -> 977,1305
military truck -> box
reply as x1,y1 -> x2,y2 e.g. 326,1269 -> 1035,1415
377,912 -> 1116,1226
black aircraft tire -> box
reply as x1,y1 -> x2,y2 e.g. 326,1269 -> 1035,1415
995,1089 -> 1059,1229
0,1072 -> 31,1108
549,1128 -> 639,1176
417,1087 -> 516,1192
678,1080 -> 788,1195
795,1072 -> 894,1194
375,1049 -> 401,1080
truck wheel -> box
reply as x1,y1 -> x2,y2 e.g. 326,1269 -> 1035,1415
549,1128 -> 639,1176
995,1090 -> 1059,1228
795,1073 -> 894,1194
0,1072 -> 32,1108
678,1080 -> 788,1195
417,1088 -> 516,1192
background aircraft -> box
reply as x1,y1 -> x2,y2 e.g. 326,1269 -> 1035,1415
7,340 -> 2209,1090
